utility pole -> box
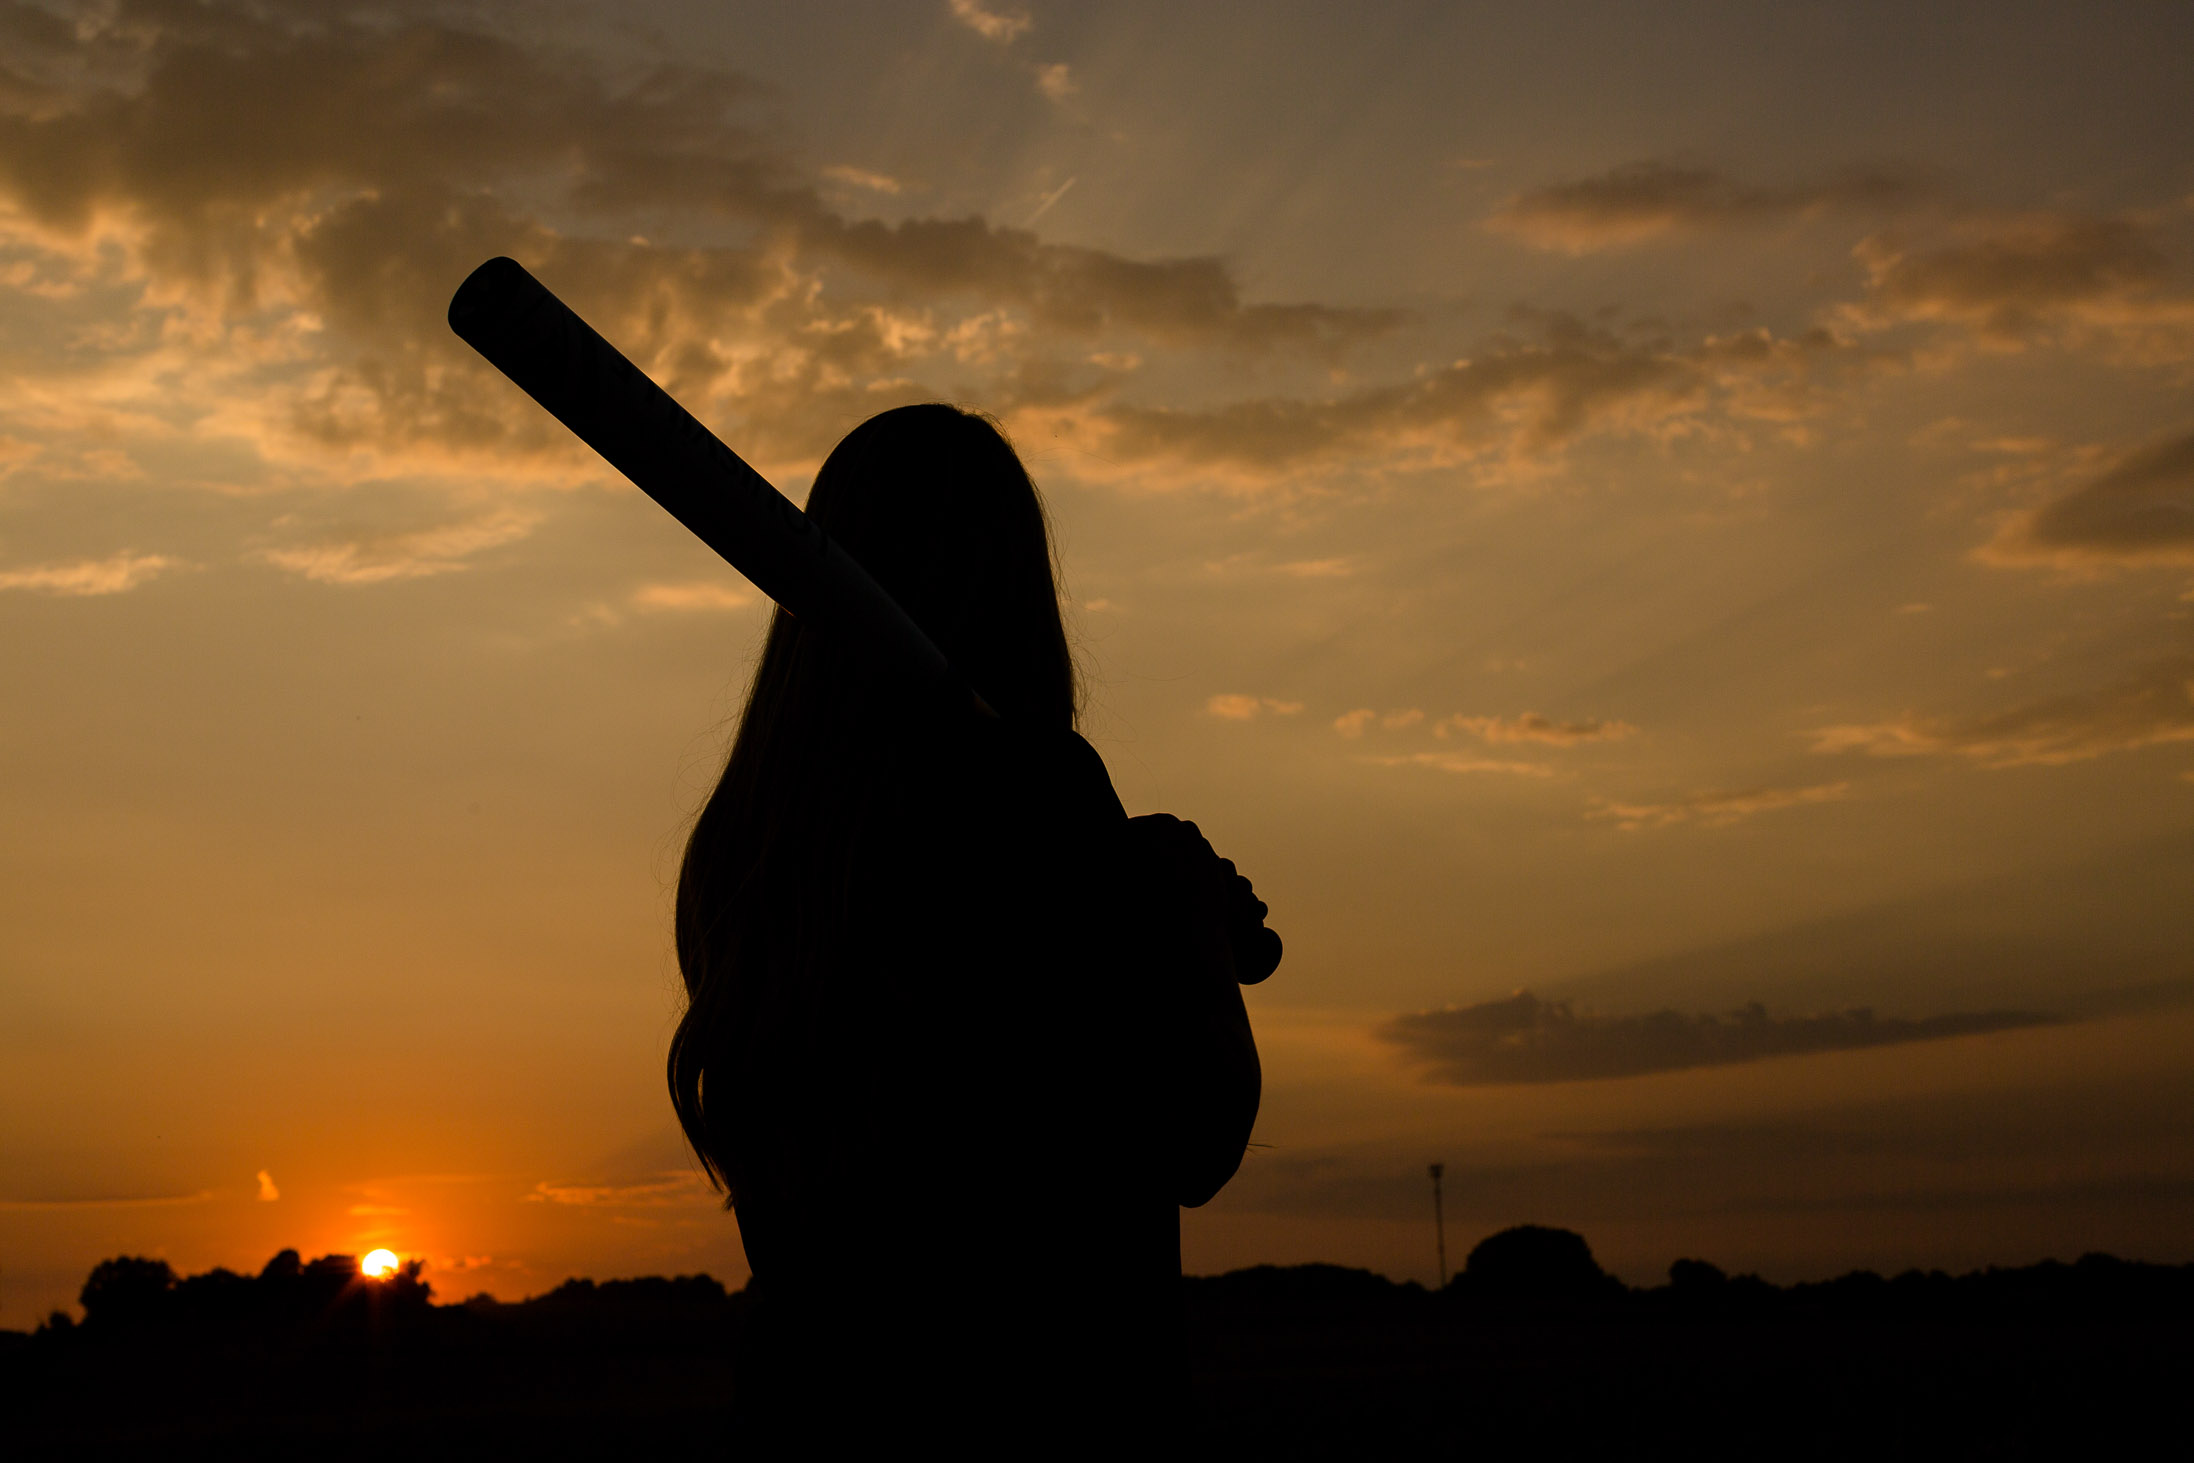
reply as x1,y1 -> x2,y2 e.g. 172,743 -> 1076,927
1429,1163 -> 1448,1288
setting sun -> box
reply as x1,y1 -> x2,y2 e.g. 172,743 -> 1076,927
361,1250 -> 400,1279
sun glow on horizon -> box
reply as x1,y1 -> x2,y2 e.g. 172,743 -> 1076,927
361,1249 -> 400,1279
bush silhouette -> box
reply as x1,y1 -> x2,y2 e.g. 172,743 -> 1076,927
1460,1225 -> 1622,1303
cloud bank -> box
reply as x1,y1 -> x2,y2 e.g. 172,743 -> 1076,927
1379,990 -> 2055,1085
526,1172 -> 714,1207
1207,693 -> 1303,720
1361,750 -> 1556,778
0,3 -> 1991,520
0,0 -> 1398,498
1488,161 -> 1927,254
1982,429 -> 2194,569
0,549 -> 175,594
1813,658 -> 2194,769
1843,214 -> 2194,357
1589,781 -> 1850,830
1441,712 -> 1636,745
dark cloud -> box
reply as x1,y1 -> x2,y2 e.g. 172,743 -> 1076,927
1060,314 -> 1886,482
1080,318 -> 1700,477
1550,829 -> 2194,1024
1491,170 -> 2194,356
1812,656 -> 2194,768
1205,1130 -> 2194,1266
1736,1172 -> 2194,1216
1211,1062 -> 2194,1229
1845,214 -> 2193,353
1983,430 -> 2194,568
800,211 -> 1402,352
1568,1121 -> 1944,1165
1378,990 -> 2054,1085
1108,327 -> 1692,461
1488,161 -> 1928,254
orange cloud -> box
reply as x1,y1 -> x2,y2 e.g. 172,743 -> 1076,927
1361,751 -> 1555,778
1035,63 -> 1076,102
630,581 -> 759,612
1207,694 -> 1303,720
526,1172 -> 714,1207
1589,782 -> 1850,830
1841,213 -> 2194,356
1812,659 -> 2194,769
821,165 -> 905,196
947,0 -> 1032,46
0,550 -> 175,595
258,509 -> 537,585
1487,161 -> 1927,254
1440,712 -> 1636,745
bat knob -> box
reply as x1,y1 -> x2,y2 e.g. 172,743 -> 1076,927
1233,923 -> 1283,985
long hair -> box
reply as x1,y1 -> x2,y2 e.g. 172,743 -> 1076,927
667,404 -> 1077,1205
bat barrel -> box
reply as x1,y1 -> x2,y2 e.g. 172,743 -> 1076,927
448,257 -> 952,690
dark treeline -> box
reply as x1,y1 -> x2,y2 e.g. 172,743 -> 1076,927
6,1227 -> 2190,1457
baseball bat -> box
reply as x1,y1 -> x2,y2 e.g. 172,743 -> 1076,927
446,256 -> 1279,983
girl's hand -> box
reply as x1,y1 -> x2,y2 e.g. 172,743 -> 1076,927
1125,813 -> 1225,896
1126,814 -> 1282,984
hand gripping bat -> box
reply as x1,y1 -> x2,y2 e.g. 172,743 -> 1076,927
447,256 -> 1280,983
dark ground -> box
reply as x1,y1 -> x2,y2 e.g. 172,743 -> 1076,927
6,1231 -> 2188,1458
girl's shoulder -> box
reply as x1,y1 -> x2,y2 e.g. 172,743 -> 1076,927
964,720 -> 1125,826
881,718 -> 1126,877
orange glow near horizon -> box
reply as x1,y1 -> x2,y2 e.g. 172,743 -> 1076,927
361,1249 -> 401,1279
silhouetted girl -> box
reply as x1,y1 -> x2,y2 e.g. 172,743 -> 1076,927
669,404 -> 1263,1443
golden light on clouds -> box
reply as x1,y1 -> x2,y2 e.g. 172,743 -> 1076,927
629,581 -> 758,612
1206,694 -> 1303,720
0,551 -> 176,595
1585,782 -> 1853,832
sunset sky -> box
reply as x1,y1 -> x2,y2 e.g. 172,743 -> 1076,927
6,0 -> 2194,1324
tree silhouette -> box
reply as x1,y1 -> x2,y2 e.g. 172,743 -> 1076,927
78,1256 -> 176,1329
